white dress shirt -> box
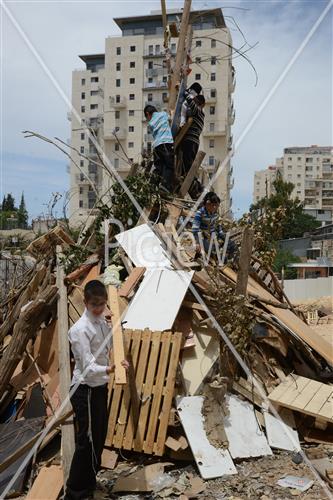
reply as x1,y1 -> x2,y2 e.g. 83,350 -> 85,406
69,308 -> 113,387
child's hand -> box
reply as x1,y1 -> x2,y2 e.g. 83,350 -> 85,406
106,364 -> 115,374
121,359 -> 130,371
104,311 -> 113,326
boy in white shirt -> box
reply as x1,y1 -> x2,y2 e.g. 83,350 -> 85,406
64,280 -> 128,500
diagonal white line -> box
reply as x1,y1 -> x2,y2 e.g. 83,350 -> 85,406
178,0 -> 333,234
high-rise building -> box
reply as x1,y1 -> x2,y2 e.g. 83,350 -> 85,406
253,166 -> 279,203
68,8 -> 235,225
253,146 -> 333,224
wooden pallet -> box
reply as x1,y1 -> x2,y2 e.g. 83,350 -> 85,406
268,374 -> 333,423
106,329 -> 182,456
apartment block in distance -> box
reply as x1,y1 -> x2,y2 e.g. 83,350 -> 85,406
68,8 -> 235,225
253,146 -> 333,225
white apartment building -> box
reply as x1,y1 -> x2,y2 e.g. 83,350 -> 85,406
253,165 -> 280,202
68,8 -> 235,225
253,146 -> 333,224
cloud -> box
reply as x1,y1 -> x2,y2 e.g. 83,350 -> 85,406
1,0 -> 332,219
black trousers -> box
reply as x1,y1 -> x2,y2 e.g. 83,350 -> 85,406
64,384 -> 108,500
153,143 -> 175,191
181,139 -> 199,175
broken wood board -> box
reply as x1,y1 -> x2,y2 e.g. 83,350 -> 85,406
115,223 -> 172,268
118,267 -> 145,297
123,269 -> 193,331
263,409 -> 301,452
26,465 -> 63,500
106,329 -> 182,456
224,394 -> 272,459
113,462 -> 173,493
181,328 -> 219,395
176,396 -> 237,479
108,286 -> 126,384
268,374 -> 333,423
68,263 -> 101,326
223,267 -> 333,365
101,449 -> 118,470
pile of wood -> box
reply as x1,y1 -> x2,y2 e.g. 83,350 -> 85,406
0,202 -> 332,497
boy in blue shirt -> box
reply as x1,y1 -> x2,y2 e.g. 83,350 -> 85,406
144,105 -> 174,192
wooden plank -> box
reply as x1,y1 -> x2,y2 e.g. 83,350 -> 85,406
305,384 -> 333,415
133,332 -> 161,452
123,329 -> 152,450
118,267 -> 145,297
108,286 -> 127,385
319,393 -> 333,420
291,379 -> 322,410
224,394 -> 272,459
56,246 -> 74,483
154,331 -> 182,455
144,331 -> 172,454
26,465 -> 63,500
179,150 -> 206,198
176,396 -> 237,479
236,227 -> 254,295
278,376 -> 311,406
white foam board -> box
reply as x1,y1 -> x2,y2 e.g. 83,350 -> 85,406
224,394 -> 273,459
176,396 -> 237,479
123,269 -> 193,331
263,410 -> 301,452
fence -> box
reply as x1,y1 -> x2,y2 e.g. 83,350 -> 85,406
283,276 -> 333,301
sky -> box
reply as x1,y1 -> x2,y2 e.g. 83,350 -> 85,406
1,0 -> 332,220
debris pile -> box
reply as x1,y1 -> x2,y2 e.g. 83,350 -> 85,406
0,199 -> 332,499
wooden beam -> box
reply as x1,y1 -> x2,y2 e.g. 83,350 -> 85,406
56,246 -> 75,484
108,286 -> 127,385
180,150 -> 206,198
168,0 -> 192,112
235,227 -> 254,296
118,267 -> 146,298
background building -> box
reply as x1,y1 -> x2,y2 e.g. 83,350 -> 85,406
68,8 -> 235,225
253,165 -> 279,202
253,146 -> 333,224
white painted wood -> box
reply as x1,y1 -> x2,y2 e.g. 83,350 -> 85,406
224,394 -> 272,459
176,396 -> 237,479
115,224 -> 172,268
123,269 -> 193,331
181,328 -> 219,395
263,410 -> 301,452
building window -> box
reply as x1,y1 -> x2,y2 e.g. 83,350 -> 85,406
116,47 -> 121,55
129,77 -> 135,84
195,73 -> 201,80
128,142 -> 134,148
79,187 -> 83,195
130,45 -> 136,52
81,92 -> 85,99
129,110 -> 135,116
210,106 -> 215,115
195,57 -> 201,64
130,61 -> 135,68
81,78 -> 86,85
80,160 -> 84,167
116,62 -> 121,71
80,146 -> 84,153
90,90 -> 98,96
79,200 -> 83,208
81,106 -> 85,113
210,89 -> 216,98
115,143 -> 120,151
297,157 -> 302,161
148,93 -> 153,102
115,95 -> 121,103
196,40 -> 202,47
171,43 -> 176,52
155,44 -> 160,54
209,155 -> 215,166
209,123 -> 215,132
115,110 -> 120,119
148,61 -> 153,69
148,45 -> 154,55
116,79 -> 121,87
90,104 -> 98,110
81,133 -> 85,140
211,73 -> 216,81
91,77 -> 98,83
114,158 -> 119,168
148,77 -> 153,83
211,39 -> 216,48
211,56 -> 217,65
129,94 -> 135,100
129,126 -> 134,132
209,139 -> 214,148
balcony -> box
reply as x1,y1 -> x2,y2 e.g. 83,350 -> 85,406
109,96 -> 126,108
75,173 -> 99,185
145,68 -> 165,78
143,81 -> 168,90
203,121 -> 226,137
104,128 -> 126,140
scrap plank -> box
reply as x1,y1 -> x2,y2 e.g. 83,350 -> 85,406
263,410 -> 301,452
108,286 -> 126,385
176,396 -> 237,479
118,267 -> 145,297
269,375 -> 333,423
26,465 -> 63,500
224,394 -> 272,459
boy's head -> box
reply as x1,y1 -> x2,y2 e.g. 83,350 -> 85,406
84,280 -> 108,316
203,192 -> 220,214
144,105 -> 157,121
194,95 -> 205,109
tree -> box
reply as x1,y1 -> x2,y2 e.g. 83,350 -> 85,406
17,193 -> 28,229
251,173 -> 320,239
273,248 -> 301,279
2,194 -> 16,212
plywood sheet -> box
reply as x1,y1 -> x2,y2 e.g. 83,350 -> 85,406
123,269 -> 193,331
176,396 -> 237,479
116,224 -> 172,268
26,465 -> 63,500
268,374 -> 333,423
224,394 -> 272,459
263,410 -> 300,452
